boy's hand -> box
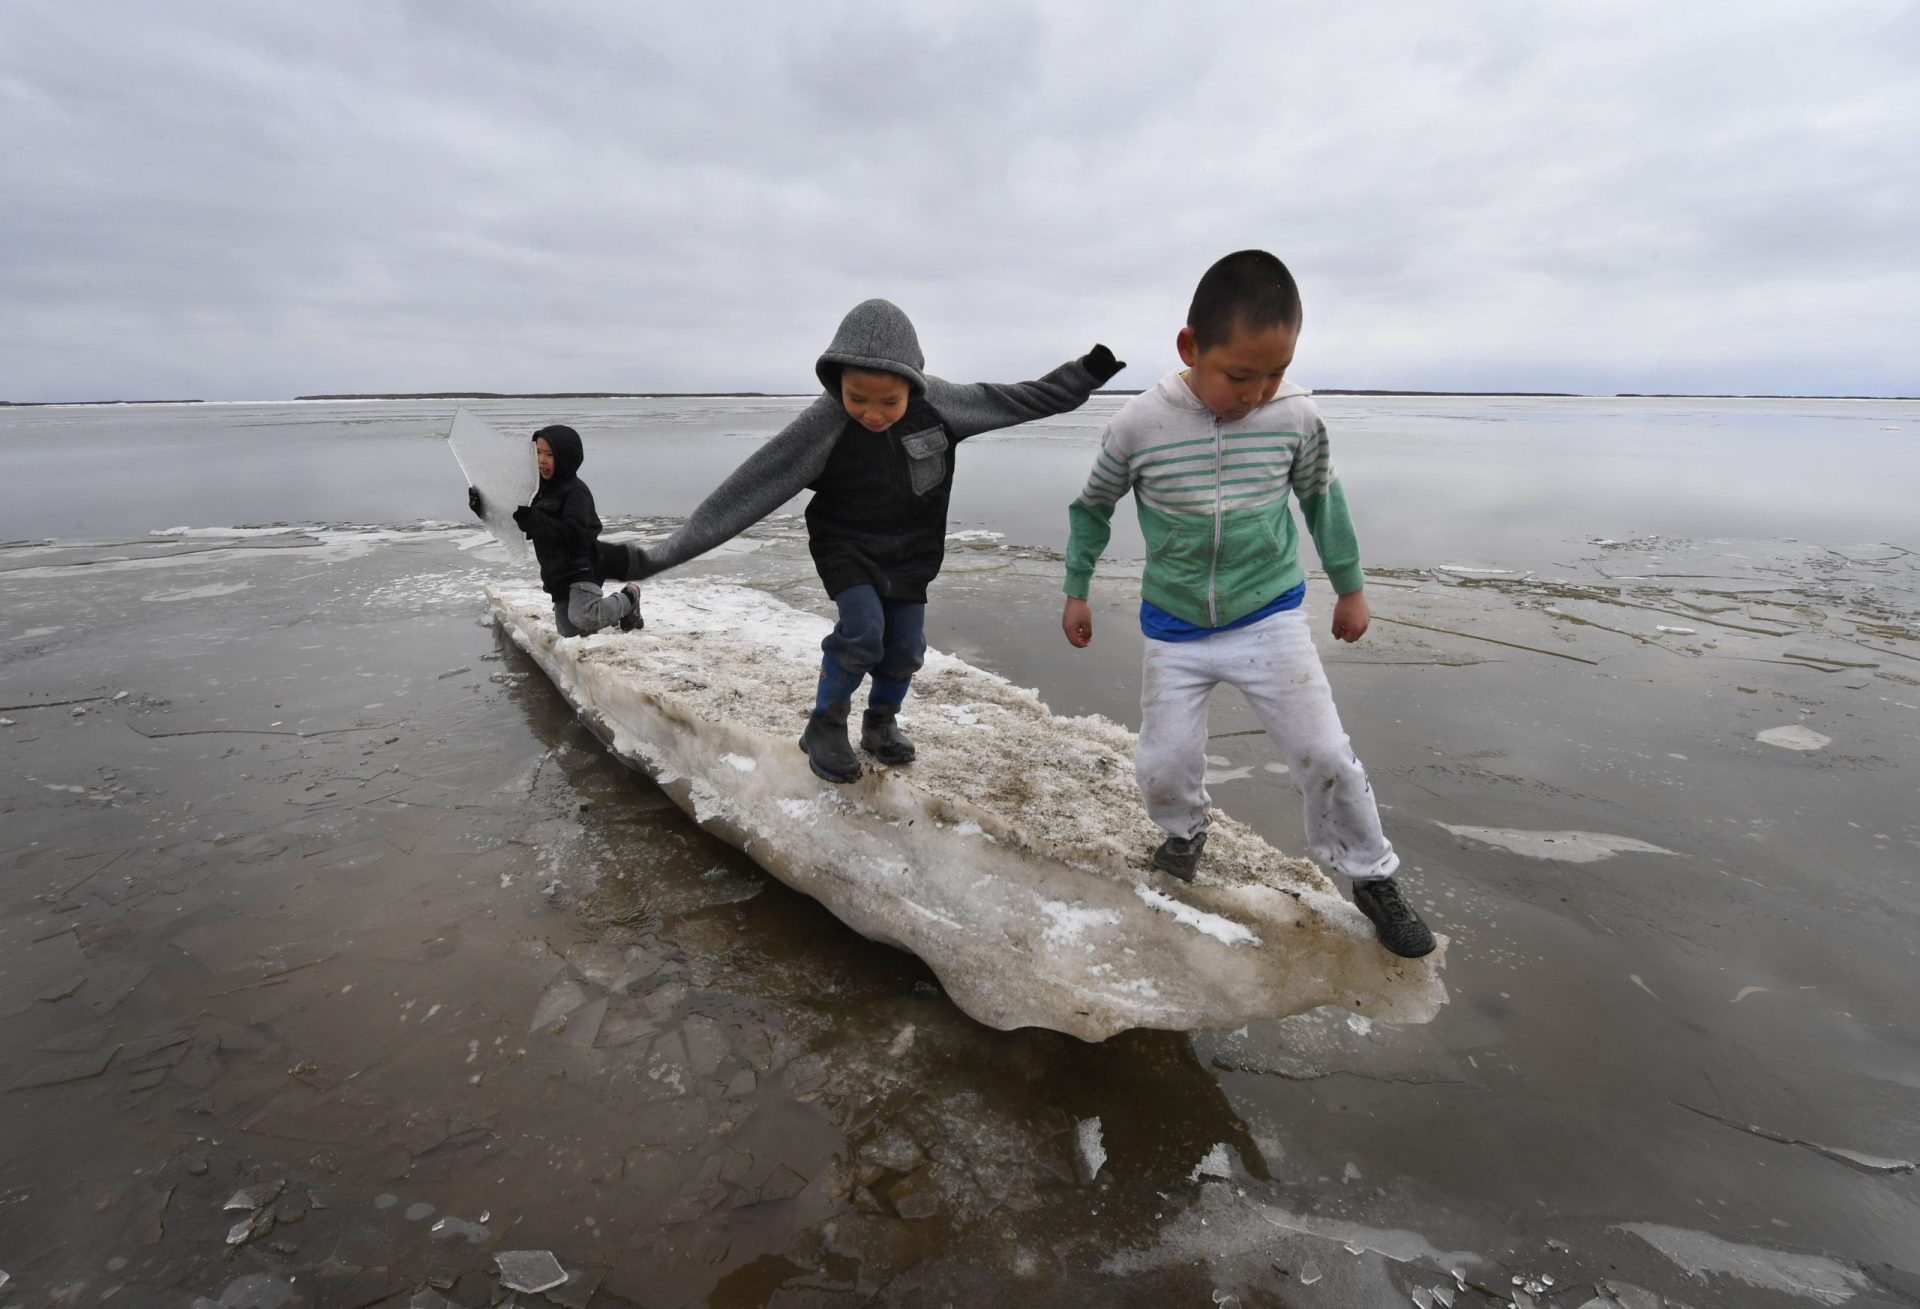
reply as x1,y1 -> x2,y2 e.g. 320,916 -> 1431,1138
1062,597 -> 1094,648
467,486 -> 486,517
511,504 -> 534,536
1331,589 -> 1371,643
1081,344 -> 1125,387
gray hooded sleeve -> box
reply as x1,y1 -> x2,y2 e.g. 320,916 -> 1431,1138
638,393 -> 845,575
924,358 -> 1105,441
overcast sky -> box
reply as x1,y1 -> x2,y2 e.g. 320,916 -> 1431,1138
4,1 -> 1917,401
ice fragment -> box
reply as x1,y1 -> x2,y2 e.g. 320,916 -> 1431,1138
225,1208 -> 271,1246
1073,1117 -> 1107,1184
216,1272 -> 296,1309
496,1249 -> 569,1294
222,1180 -> 284,1211
545,1267 -> 607,1309
430,1215 -> 490,1244
1189,1143 -> 1233,1181
1757,724 -> 1830,751
1298,1260 -> 1322,1285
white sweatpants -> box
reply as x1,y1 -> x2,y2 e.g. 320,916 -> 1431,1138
1136,608 -> 1399,882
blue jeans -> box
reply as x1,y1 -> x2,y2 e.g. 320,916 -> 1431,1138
818,585 -> 925,712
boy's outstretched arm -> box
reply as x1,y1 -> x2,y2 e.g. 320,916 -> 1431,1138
925,346 -> 1123,441
1060,421 -> 1134,647
628,394 -> 847,579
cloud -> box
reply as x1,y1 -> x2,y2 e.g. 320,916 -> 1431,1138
2,0 -> 1916,400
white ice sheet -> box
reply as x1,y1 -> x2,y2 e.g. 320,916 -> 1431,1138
446,409 -> 536,561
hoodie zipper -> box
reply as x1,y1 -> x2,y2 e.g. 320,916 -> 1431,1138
1207,413 -> 1222,626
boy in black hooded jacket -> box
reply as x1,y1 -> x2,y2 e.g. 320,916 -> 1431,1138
468,424 -> 641,637
597,299 -> 1122,782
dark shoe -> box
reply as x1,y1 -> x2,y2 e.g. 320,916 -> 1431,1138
618,582 -> 644,632
1352,878 -> 1436,958
860,707 -> 916,764
1150,830 -> 1207,882
799,702 -> 860,783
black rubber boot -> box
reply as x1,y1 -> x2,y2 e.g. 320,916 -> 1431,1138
1351,878 -> 1437,958
799,702 -> 860,783
860,707 -> 916,764
1150,830 -> 1207,882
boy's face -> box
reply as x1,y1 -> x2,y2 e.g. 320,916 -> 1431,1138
1177,318 -> 1299,423
840,368 -> 911,433
535,436 -> 555,480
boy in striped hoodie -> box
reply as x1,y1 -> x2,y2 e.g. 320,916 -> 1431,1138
1060,250 -> 1433,958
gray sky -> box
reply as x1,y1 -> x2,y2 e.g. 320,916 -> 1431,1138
4,1 -> 1917,401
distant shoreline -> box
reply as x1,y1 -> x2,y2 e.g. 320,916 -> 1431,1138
4,388 -> 1916,407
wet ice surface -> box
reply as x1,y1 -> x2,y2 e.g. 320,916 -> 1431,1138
1,396 -> 1918,1306
487,576 -> 1445,1039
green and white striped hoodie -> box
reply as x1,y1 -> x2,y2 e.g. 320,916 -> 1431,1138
1064,371 -> 1364,628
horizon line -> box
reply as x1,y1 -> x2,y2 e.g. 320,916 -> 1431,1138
4,387 -> 1919,407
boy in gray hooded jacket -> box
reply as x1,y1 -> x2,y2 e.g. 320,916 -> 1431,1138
603,299 -> 1122,782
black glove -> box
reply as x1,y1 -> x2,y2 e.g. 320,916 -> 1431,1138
511,504 -> 534,536
1081,343 -> 1125,386
467,486 -> 486,518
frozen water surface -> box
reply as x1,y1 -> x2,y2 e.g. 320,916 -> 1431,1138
1,396 -> 1916,1304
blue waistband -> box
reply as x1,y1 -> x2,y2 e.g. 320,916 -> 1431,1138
1141,582 -> 1306,642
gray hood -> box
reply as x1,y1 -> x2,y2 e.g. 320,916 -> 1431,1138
814,298 -> 927,396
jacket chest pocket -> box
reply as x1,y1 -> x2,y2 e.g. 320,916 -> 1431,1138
898,425 -> 950,496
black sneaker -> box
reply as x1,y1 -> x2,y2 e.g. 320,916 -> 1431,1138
799,702 -> 860,784
860,707 -> 916,764
1351,878 -> 1436,958
1150,830 -> 1207,882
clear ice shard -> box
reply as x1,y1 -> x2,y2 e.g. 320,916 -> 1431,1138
495,1249 -> 569,1294
447,410 -> 536,561
488,580 -> 1449,1041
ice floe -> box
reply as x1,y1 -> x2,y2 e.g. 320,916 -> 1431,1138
1438,824 -> 1679,863
1758,724 -> 1832,751
487,579 -> 1447,1040
1618,1223 -> 1869,1303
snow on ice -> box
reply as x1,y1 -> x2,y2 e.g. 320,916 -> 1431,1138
486,579 -> 1447,1041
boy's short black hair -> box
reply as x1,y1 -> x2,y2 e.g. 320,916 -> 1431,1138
1187,250 -> 1302,350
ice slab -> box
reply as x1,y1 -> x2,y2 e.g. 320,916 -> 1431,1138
1073,1117 -> 1107,1183
1618,1223 -> 1868,1302
446,409 -> 535,561
1758,724 -> 1831,751
1438,824 -> 1678,864
496,1249 -> 568,1294
488,579 -> 1447,1041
